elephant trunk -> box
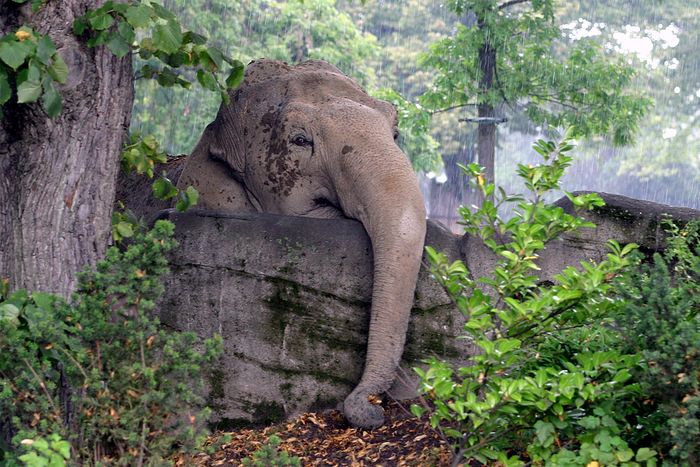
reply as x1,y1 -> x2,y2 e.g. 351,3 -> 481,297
331,145 -> 427,428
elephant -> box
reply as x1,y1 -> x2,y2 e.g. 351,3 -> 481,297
176,59 -> 427,429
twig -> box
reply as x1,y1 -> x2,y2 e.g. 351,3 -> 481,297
55,344 -> 89,380
430,103 -> 478,115
22,358 -> 57,414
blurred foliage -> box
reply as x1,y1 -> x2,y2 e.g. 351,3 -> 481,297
372,88 -> 441,172
552,1 -> 700,208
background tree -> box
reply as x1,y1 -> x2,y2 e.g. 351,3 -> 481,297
550,0 -> 700,209
419,0 -> 651,213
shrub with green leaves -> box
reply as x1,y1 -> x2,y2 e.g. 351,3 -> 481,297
612,220 -> 700,465
0,220 -> 222,466
114,132 -> 199,242
415,129 -> 657,466
240,435 -> 301,467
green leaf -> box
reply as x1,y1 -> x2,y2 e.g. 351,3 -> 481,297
534,420 -> 555,445
115,221 -> 134,238
31,291 -> 54,310
175,186 -> 199,212
0,69 -> 11,105
89,13 -> 114,31
196,69 -> 219,92
117,20 -> 136,45
151,2 -> 177,20
635,448 -> 657,462
16,69 -> 41,103
73,16 -> 88,35
124,4 -> 152,28
152,177 -> 178,200
36,34 -> 57,64
0,40 -> 31,70
41,83 -> 61,116
182,31 -> 207,45
107,33 -> 131,58
204,46 -> 224,70
152,20 -> 182,55
42,80 -> 62,117
87,30 -> 109,47
155,67 -> 181,87
616,448 -> 634,463
410,404 -> 425,418
0,303 -> 20,326
226,60 -> 245,89
53,439 -> 70,459
48,54 -> 68,83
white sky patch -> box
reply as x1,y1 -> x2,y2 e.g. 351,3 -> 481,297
662,128 -> 678,139
561,18 -> 605,40
580,22 -> 683,69
613,27 -> 656,65
674,86 -> 681,93
435,172 -> 448,184
696,88 -> 700,98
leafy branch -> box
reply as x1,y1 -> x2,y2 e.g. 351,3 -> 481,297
73,0 -> 245,103
0,26 -> 68,117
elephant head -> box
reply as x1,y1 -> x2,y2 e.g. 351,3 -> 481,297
178,59 -> 427,428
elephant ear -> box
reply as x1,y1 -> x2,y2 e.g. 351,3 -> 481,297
205,101 -> 246,182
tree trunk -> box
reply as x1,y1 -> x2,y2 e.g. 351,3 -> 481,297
477,23 -> 497,193
0,1 -> 133,297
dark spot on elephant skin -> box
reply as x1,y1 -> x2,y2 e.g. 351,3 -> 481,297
260,107 -> 301,197
342,145 -> 354,155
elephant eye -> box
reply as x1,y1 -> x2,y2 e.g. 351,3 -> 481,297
291,134 -> 312,147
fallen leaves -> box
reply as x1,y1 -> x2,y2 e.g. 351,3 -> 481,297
174,399 -> 453,466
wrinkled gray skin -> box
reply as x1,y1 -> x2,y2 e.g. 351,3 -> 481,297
178,59 -> 426,428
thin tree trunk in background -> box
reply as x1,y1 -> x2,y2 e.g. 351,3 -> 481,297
477,23 -> 497,195
428,140 -> 480,232
0,1 -> 133,297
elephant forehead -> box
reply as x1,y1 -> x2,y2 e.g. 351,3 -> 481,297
242,71 -> 387,115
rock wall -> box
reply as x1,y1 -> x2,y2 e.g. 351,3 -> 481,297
156,193 -> 699,427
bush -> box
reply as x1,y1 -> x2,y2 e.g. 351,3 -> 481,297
0,220 -> 222,466
613,220 -> 700,465
416,130 -> 657,466
241,435 -> 301,467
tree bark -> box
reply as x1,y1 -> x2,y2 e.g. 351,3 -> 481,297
0,1 -> 133,296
